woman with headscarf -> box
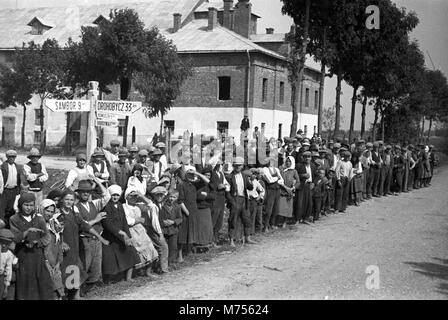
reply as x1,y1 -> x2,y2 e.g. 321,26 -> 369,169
41,199 -> 65,299
58,190 -> 108,300
122,186 -> 158,277
101,185 -> 140,282
194,166 -> 215,251
278,156 -> 300,227
9,193 -> 54,300
127,164 -> 148,196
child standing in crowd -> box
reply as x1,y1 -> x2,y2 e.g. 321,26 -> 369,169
41,199 -> 65,299
312,169 -> 327,222
324,168 -> 336,214
9,193 -> 54,300
0,228 -> 16,300
350,152 -> 363,206
101,185 -> 140,282
247,168 -> 265,234
159,190 -> 183,266
335,151 -> 353,213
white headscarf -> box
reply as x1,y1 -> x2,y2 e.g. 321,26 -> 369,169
284,156 -> 296,171
108,184 -> 122,196
424,146 -> 429,153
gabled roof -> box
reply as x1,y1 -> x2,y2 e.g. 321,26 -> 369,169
165,19 -> 286,61
250,33 -> 286,43
27,16 -> 55,28
0,0 -> 201,48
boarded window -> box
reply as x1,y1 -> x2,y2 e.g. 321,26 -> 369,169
279,82 -> 285,104
118,119 -> 126,137
217,121 -> 229,135
34,131 -> 42,144
34,109 -> 42,126
305,88 -> 310,108
262,78 -> 268,102
164,120 -> 175,133
218,77 -> 231,100
314,90 -> 319,109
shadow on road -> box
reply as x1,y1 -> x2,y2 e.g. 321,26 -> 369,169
404,258 -> 448,297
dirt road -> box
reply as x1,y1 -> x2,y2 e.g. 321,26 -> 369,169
94,165 -> 448,300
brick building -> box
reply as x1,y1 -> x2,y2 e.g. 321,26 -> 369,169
0,0 -> 322,150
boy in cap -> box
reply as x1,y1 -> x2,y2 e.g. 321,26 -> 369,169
0,228 -> 17,300
0,150 -> 22,227
128,144 -> 139,167
75,176 -> 111,293
23,148 -> 48,207
246,168 -> 265,234
159,189 -> 182,266
147,148 -> 167,183
103,139 -> 121,168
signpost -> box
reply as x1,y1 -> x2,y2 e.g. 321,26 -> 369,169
96,100 -> 142,116
45,99 -> 90,112
95,119 -> 119,127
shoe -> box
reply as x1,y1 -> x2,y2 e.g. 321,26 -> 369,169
245,238 -> 257,244
229,240 -> 236,247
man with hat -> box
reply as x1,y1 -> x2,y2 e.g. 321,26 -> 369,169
392,145 -> 405,195
295,151 -> 316,223
330,143 -> 341,171
110,148 -> 132,195
0,150 -> 22,227
128,144 -> 139,167
226,156 -> 256,246
334,150 -> 353,213
371,142 -> 383,197
23,148 -> 48,207
260,156 -> 284,232
74,177 -> 111,293
103,139 -> 121,168
361,143 -> 374,199
155,142 -> 168,170
65,153 -> 95,191
88,148 -> 110,199
382,145 -> 394,196
147,148 -> 167,183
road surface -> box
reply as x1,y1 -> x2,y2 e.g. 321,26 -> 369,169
93,165 -> 448,300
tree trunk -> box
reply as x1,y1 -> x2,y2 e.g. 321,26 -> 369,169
360,95 -> 367,139
159,112 -> 164,137
427,118 -> 432,141
317,27 -> 327,136
290,83 -> 298,136
334,67 -> 342,138
64,113 -> 71,155
372,103 -> 379,141
349,85 -> 358,143
420,116 -> 425,142
290,0 -> 310,136
21,104 -> 26,148
39,97 -> 45,151
380,105 -> 385,142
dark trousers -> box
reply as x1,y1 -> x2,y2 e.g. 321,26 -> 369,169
393,169 -> 403,193
0,187 -> 18,227
248,198 -> 263,234
264,187 -> 280,229
151,234 -> 169,272
335,177 -> 350,212
211,195 -> 225,242
228,197 -> 251,239
165,233 -> 178,264
408,168 -> 414,190
312,196 -> 322,220
383,165 -> 393,195
402,164 -> 409,192
298,182 -> 313,221
364,168 -> 372,198
371,168 -> 381,196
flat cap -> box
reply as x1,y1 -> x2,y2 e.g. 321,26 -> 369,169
118,147 -> 128,156
129,144 -> 139,152
233,156 -> 244,165
0,228 -> 15,242
138,149 -> 149,156
311,151 -> 319,157
150,186 -> 167,195
152,148 -> 163,156
302,151 -> 312,157
155,142 -> 166,148
333,143 -> 341,149
366,142 -> 373,148
110,139 -> 120,146
6,150 -> 17,157
76,153 -> 87,161
373,142 -> 379,147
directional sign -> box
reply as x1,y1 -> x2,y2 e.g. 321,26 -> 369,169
45,99 -> 90,112
96,119 -> 119,127
97,111 -> 119,121
96,100 -> 142,116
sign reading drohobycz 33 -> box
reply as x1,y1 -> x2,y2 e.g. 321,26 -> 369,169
96,100 -> 142,116
45,99 -> 90,112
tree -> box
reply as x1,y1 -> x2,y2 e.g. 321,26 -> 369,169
322,105 -> 344,138
66,9 -> 191,147
0,39 -> 67,150
0,65 -> 33,147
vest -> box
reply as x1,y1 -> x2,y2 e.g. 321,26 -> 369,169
76,202 -> 103,236
91,161 -> 105,175
27,161 -> 44,191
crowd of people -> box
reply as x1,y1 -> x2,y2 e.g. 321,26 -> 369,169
0,132 -> 440,300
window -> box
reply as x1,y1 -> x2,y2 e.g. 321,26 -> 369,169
314,90 -> 319,109
34,109 -> 42,126
164,120 -> 175,134
278,123 -> 282,139
279,82 -> 285,104
217,121 -> 229,135
34,131 -> 42,144
118,119 -> 126,137
218,77 -> 231,100
304,125 -> 308,137
262,78 -> 268,102
305,88 -> 310,108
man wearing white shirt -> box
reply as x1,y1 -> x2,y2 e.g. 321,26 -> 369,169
0,150 -> 22,227
156,142 -> 168,169
23,148 -> 48,207
261,160 -> 284,232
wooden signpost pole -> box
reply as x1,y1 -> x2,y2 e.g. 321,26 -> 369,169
86,81 -> 99,162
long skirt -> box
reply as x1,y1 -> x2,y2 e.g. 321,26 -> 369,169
193,207 -> 214,246
350,174 -> 363,204
102,240 -> 140,276
15,246 -> 54,300
129,224 -> 158,268
278,194 -> 294,218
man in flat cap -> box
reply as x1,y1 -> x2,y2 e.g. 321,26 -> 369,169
88,147 -> 110,199
128,144 -> 139,167
109,148 -> 132,195
155,142 -> 168,170
295,151 -> 316,224
371,142 -> 382,197
103,139 -> 121,169
382,145 -> 394,196
0,150 -> 22,227
23,148 -> 48,207
147,148 -> 167,183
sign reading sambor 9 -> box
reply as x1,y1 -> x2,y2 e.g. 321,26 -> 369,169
96,100 -> 142,116
45,99 -> 90,112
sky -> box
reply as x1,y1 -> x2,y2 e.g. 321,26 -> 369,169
3,0 -> 447,130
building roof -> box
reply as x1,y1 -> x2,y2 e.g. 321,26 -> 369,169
195,0 -> 261,18
250,33 -> 286,43
165,19 -> 286,61
0,0 -> 200,48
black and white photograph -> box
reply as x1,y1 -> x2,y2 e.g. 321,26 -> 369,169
0,0 -> 447,304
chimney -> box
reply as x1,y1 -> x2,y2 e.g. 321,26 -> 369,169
173,13 -> 181,33
223,0 -> 233,29
208,7 -> 218,31
234,0 -> 251,38
266,27 -> 274,34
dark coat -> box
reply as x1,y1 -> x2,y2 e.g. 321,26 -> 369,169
296,162 -> 317,184
1,162 -> 22,192
226,171 -> 253,209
